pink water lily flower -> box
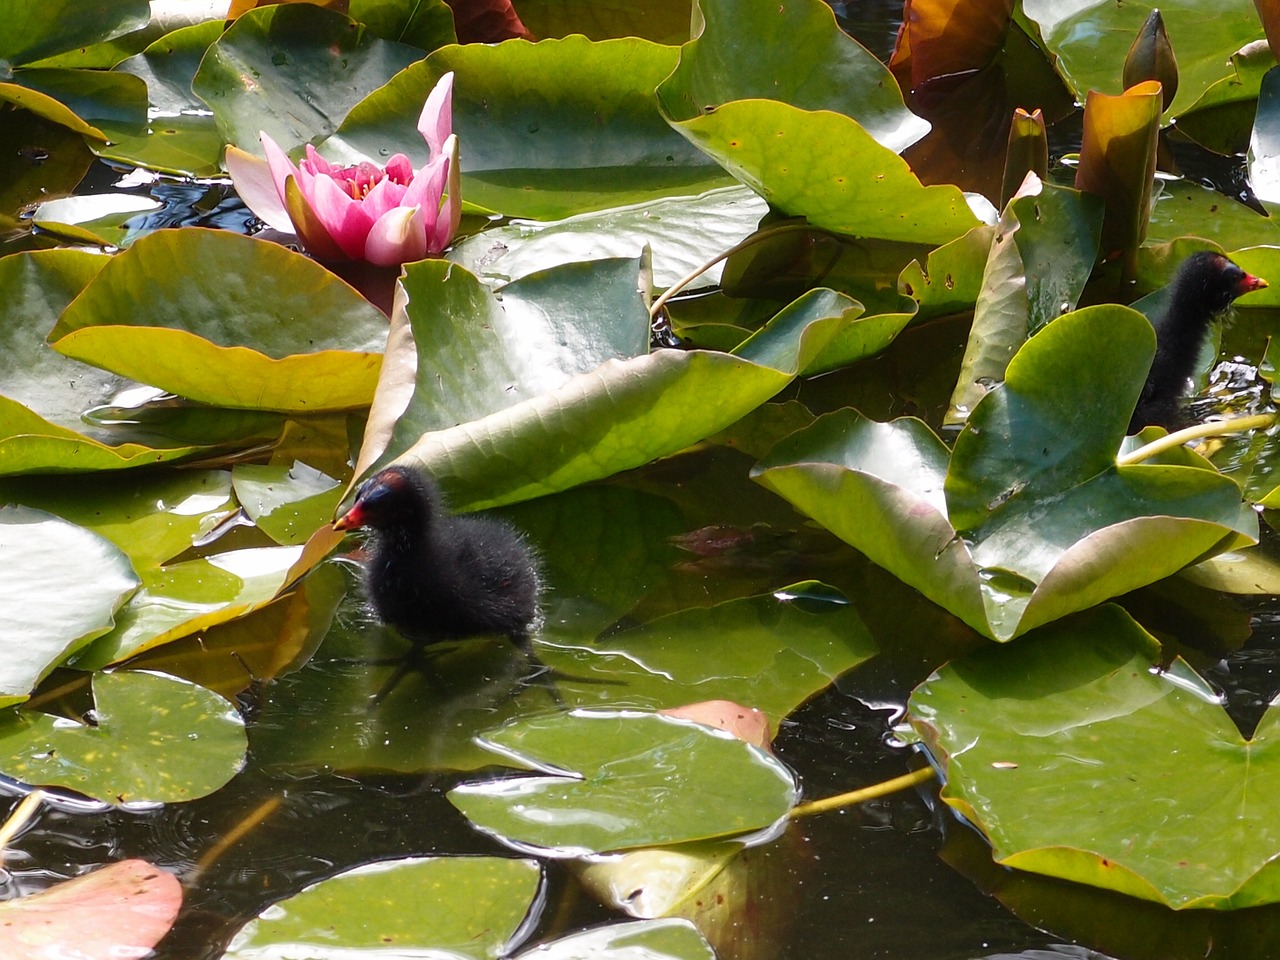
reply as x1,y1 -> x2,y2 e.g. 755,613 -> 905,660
225,72 -> 460,267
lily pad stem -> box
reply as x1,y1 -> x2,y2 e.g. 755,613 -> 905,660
0,790 -> 45,866
1117,413 -> 1278,466
789,766 -> 935,819
648,222 -> 816,319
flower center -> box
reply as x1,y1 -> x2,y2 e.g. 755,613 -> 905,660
329,161 -> 411,200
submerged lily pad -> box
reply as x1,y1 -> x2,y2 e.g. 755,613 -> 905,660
754,306 -> 1256,642
223,856 -> 541,960
0,505 -> 139,706
910,604 -> 1280,909
449,709 -> 796,855
0,670 -> 245,804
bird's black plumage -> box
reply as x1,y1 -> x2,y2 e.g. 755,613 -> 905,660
333,466 -> 540,647
1128,251 -> 1267,434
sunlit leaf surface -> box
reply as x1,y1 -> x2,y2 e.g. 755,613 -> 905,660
0,671 -> 245,803
911,605 -> 1280,909
50,229 -> 388,413
0,506 -> 139,705
449,710 -> 796,855
223,856 -> 541,960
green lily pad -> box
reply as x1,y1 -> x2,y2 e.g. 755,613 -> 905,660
1179,39 -> 1275,154
350,0 -> 457,51
1146,177 -> 1280,249
946,179 -> 1103,423
73,544 -> 306,669
0,249 -> 260,473
449,710 -> 796,855
448,186 -> 769,291
50,229 -> 388,413
660,98 -> 979,246
2,0 -> 149,65
656,0 -> 927,153
516,919 -> 716,960
232,461 -> 344,546
898,223 -> 997,323
0,469 -> 233,569
0,111 -> 93,232
754,306 -> 1257,642
31,194 -> 162,246
0,670 -> 245,804
96,20 -> 228,177
371,261 -> 856,509
223,856 -> 541,960
1021,0 -> 1263,119
192,3 -> 425,155
326,38 -> 734,220
547,589 -> 877,727
1250,65 -> 1280,205
909,604 -> 1280,909
0,506 -> 139,705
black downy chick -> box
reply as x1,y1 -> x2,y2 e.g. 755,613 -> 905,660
333,466 -> 541,649
1128,251 -> 1267,434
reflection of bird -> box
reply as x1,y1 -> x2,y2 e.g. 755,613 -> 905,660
333,466 -> 541,648
1129,252 -> 1267,434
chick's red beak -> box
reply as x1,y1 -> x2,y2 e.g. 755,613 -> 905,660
333,503 -> 366,532
1239,273 -> 1268,295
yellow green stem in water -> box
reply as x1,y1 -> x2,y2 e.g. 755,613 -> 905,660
790,766 -> 935,819
1118,413 -> 1278,466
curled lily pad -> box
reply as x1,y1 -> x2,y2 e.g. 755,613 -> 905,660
360,258 -> 857,509
50,229 -> 388,413
754,306 -> 1256,642
449,709 -> 797,856
0,670 -> 245,804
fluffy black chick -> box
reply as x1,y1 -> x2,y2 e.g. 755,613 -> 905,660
333,466 -> 541,648
1128,251 -> 1267,434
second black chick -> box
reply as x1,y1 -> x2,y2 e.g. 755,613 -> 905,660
1128,251 -> 1267,434
333,466 -> 541,649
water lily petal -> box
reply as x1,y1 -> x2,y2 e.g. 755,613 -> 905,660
306,174 -> 376,260
401,152 -> 447,212
418,71 -> 454,158
300,144 -> 338,178
385,154 -> 415,183
261,132 -> 302,209
361,176 -> 409,220
430,134 -> 462,254
225,145 -> 294,233
282,176 -> 347,261
365,205 -> 429,266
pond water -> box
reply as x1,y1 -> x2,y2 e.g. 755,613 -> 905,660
9,1 -> 1280,958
